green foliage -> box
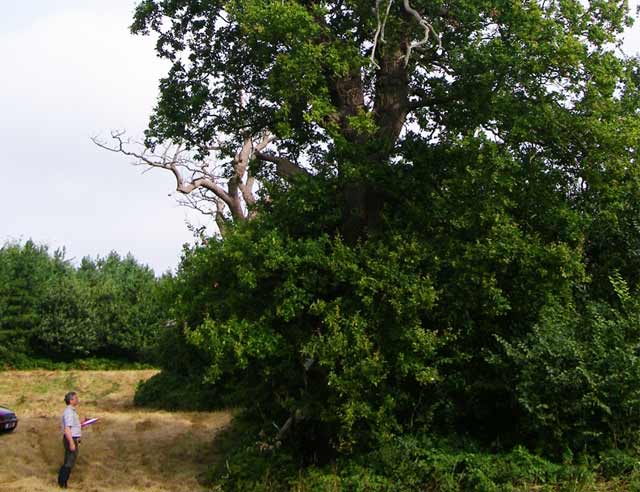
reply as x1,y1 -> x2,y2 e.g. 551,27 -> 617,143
0,240 -> 66,342
498,275 -> 640,456
159,224 -> 447,454
133,369 -> 221,410
0,355 -> 153,371
36,274 -> 99,357
140,132 -> 640,483
130,0 -> 640,489
0,240 -> 171,365
73,252 -> 168,358
154,134 -> 611,456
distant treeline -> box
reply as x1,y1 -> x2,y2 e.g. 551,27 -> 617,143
0,240 -> 171,368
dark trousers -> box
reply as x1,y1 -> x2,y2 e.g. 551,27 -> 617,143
58,436 -> 79,487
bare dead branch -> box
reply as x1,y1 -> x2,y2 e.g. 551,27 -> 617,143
402,0 -> 442,66
93,130 -> 277,237
370,0 -> 394,69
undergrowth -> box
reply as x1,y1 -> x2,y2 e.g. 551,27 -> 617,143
203,417 -> 640,492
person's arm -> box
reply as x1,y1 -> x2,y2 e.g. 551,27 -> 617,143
64,426 -> 76,451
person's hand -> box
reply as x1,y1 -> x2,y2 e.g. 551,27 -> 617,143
69,442 -> 76,452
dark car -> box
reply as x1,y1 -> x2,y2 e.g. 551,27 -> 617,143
0,405 -> 18,433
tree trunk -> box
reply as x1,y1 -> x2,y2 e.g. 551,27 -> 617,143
339,45 -> 409,242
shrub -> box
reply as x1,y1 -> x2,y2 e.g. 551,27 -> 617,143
498,274 -> 640,455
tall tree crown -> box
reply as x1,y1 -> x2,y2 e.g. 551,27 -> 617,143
132,0 -> 634,172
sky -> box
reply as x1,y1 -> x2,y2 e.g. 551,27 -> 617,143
1,1 -> 640,275
0,0 -> 206,275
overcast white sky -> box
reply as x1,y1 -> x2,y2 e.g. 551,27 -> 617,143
1,1 -> 640,275
0,0 -> 207,275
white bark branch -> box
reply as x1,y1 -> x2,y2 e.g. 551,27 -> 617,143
370,0 -> 394,69
402,0 -> 442,66
92,129 -> 277,236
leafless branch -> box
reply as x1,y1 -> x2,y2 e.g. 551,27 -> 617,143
94,119 -> 302,240
370,0 -> 394,69
402,0 -> 442,66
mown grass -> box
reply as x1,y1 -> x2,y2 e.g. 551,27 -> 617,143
0,370 -> 232,492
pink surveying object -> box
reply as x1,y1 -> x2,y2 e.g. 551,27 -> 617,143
81,418 -> 99,427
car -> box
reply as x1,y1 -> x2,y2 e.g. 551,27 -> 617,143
0,405 -> 18,433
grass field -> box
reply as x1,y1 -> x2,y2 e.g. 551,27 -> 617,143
0,370 -> 232,492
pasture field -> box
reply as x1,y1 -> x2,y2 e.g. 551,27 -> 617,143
0,370 -> 231,492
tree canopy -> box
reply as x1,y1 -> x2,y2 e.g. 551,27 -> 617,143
133,0 -> 632,152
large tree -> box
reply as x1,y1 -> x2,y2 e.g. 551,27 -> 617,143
132,0 -> 640,472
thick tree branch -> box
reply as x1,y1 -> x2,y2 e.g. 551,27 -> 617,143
326,71 -> 367,145
214,197 -> 230,237
372,45 -> 410,154
254,151 -> 310,178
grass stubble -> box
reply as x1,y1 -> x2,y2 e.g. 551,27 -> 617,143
0,370 -> 231,492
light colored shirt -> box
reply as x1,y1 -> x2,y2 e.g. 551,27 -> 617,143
61,405 -> 81,438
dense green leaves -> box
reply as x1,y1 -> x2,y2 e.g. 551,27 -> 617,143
499,274 -> 640,455
0,242 -> 169,365
131,0 -> 640,489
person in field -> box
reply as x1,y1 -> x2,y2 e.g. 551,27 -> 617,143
58,391 -> 81,488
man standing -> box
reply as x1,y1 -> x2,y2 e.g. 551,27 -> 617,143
58,391 -> 81,488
